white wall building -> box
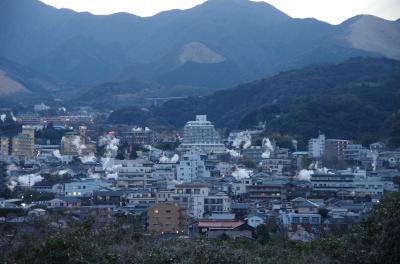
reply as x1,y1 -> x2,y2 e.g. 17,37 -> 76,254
176,151 -> 210,182
115,159 -> 155,188
247,214 -> 265,228
179,115 -> 225,154
308,134 -> 326,159
311,169 -> 385,196
64,179 -> 111,197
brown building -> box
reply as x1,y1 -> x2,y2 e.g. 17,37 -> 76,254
12,126 -> 35,159
147,202 -> 187,234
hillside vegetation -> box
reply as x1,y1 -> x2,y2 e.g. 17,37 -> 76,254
108,57 -> 400,146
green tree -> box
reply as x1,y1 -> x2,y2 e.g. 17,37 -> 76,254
256,224 -> 270,245
241,159 -> 257,169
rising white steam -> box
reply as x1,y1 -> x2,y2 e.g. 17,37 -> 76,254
232,167 -> 253,180
261,138 -> 274,158
232,131 -> 252,150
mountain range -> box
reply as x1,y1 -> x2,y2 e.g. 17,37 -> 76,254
1,0 -> 400,101
108,57 -> 400,146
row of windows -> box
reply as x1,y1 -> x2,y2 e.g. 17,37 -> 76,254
291,216 -> 320,224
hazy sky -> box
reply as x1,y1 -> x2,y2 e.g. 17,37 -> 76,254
40,0 -> 400,25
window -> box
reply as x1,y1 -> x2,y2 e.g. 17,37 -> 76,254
311,217 -> 320,224
194,189 -> 200,194
166,210 -> 171,214
302,217 -> 310,224
292,217 -> 300,223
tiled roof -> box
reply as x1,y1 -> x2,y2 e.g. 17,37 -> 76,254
198,220 -> 244,229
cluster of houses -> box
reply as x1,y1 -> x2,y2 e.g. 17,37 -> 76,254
1,115 -> 399,241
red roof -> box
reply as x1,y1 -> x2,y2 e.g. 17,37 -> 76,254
198,220 -> 244,229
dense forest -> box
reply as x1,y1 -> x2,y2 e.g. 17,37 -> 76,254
108,57 -> 400,147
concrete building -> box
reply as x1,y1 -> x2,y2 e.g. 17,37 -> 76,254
176,151 -> 210,182
156,189 -> 176,203
261,158 -> 292,176
280,212 -> 321,230
12,126 -> 35,159
115,159 -> 155,188
310,169 -> 384,197
60,132 -> 81,156
126,189 -> 156,208
153,163 -> 176,183
179,115 -> 225,154
231,178 -> 253,196
0,137 -> 11,156
242,146 -> 263,163
173,184 -> 210,219
344,144 -> 368,162
123,127 -> 155,146
308,134 -> 326,159
147,202 -> 187,234
247,182 -> 287,201
324,139 -> 351,161
204,191 -> 231,214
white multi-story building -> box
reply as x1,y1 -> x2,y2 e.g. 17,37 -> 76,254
308,134 -> 326,159
310,169 -> 385,196
176,151 -> 210,182
204,191 -> 231,214
172,184 -> 231,219
153,163 -> 176,182
179,115 -> 225,154
115,159 -> 155,188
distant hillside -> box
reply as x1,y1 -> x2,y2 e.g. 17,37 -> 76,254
73,77 -> 220,109
1,0 -> 399,92
0,57 -> 56,100
109,57 -> 400,146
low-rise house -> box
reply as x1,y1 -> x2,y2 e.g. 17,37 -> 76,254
47,197 -> 82,208
28,208 -> 46,217
246,213 -> 265,228
92,190 -> 126,206
64,179 -> 112,197
291,197 -> 320,213
195,220 -> 254,239
288,226 -> 315,242
231,178 -> 252,196
280,212 -> 321,234
230,203 -> 252,218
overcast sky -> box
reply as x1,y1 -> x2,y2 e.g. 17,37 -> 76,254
40,0 -> 400,25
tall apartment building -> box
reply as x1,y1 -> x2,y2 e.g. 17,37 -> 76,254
12,126 -> 35,159
324,139 -> 351,161
308,134 -> 325,159
179,115 -> 225,154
